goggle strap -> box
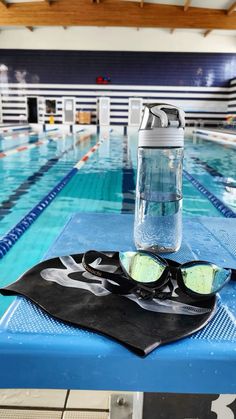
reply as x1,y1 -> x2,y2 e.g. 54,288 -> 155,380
103,278 -> 135,295
230,268 -> 236,281
82,250 -> 134,292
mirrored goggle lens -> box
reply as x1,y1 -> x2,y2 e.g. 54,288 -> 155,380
181,263 -> 231,295
119,251 -> 166,283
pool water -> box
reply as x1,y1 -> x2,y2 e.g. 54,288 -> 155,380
0,129 -> 235,316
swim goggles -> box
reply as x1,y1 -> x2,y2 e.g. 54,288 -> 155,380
82,250 -> 234,300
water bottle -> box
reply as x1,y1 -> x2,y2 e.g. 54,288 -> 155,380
134,103 -> 185,253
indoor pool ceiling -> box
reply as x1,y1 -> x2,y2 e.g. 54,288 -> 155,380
1,0 -> 235,8
0,0 -> 236,32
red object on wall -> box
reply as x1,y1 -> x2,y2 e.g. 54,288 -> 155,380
96,75 -> 111,84
96,76 -> 104,84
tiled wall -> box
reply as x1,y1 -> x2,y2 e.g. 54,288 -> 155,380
1,50 -> 236,86
228,78 -> 236,116
0,50 -> 235,125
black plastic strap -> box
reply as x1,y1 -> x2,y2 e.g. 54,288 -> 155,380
230,269 -> 236,281
82,250 -> 135,294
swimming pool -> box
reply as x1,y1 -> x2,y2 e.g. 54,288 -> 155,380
0,129 -> 235,316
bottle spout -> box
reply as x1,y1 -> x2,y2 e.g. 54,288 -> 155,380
140,103 -> 185,130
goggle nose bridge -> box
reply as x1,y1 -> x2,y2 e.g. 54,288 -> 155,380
134,285 -> 156,300
167,266 -> 179,281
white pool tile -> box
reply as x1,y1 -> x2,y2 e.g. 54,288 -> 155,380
63,412 -> 108,419
67,390 -> 130,409
0,389 -> 67,408
0,409 -> 62,419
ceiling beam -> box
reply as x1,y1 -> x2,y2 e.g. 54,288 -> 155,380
0,0 -> 8,8
227,1 -> 236,15
0,0 -> 236,29
204,29 -> 212,37
184,0 -> 191,12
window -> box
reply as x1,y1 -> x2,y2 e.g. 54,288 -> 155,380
45,99 -> 57,115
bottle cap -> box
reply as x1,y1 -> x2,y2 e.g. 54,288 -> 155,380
139,103 -> 185,147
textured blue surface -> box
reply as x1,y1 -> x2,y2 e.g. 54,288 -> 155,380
46,214 -> 236,268
0,214 -> 235,392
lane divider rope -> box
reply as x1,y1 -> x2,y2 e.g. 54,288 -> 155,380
1,131 -> 41,141
0,135 -> 103,259
0,132 -> 88,221
0,125 -> 30,134
0,129 -> 84,154
0,132 -> 66,154
194,129 -> 236,141
183,169 -> 236,218
0,136 -> 61,159
1,131 -> 32,141
0,139 -> 49,158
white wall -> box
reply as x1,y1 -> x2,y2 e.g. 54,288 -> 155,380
0,26 -> 235,52
0,82 -> 229,125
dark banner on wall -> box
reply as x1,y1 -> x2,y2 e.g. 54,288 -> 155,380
0,50 -> 235,87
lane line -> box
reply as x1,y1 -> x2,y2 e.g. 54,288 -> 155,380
0,135 -> 103,258
191,157 -> 236,189
183,170 -> 236,218
0,136 -> 89,222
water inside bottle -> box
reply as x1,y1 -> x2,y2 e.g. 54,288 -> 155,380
134,192 -> 182,253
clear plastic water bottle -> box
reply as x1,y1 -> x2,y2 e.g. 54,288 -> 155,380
134,104 -> 185,253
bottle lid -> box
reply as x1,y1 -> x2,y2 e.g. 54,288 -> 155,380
139,103 -> 185,147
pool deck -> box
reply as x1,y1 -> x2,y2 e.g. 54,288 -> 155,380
0,213 -> 235,394
198,127 -> 236,134
193,127 -> 236,147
